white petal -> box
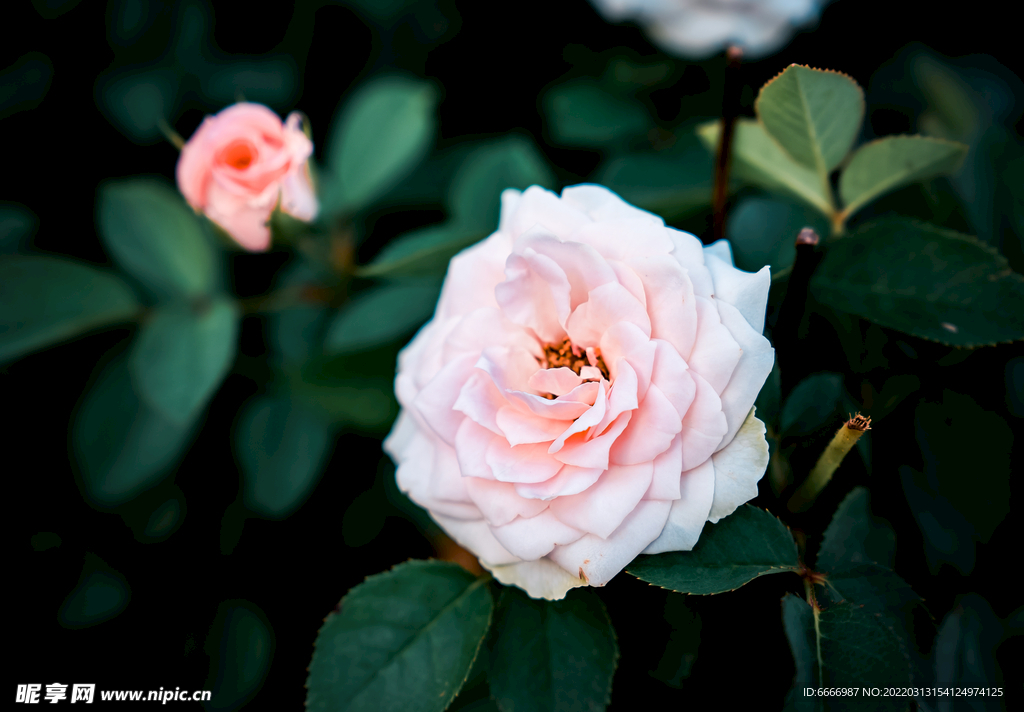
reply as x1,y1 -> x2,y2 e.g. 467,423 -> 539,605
498,188 -> 522,234
547,499 -> 672,586
702,238 -> 734,266
560,184 -> 664,224
490,510 -> 585,560
433,513 -> 519,565
704,253 -> 771,335
642,458 -> 715,554
714,299 -> 775,450
481,558 -> 587,601
708,408 -> 770,523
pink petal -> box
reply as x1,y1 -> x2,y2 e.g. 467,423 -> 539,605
553,411 -> 632,469
714,300 -> 775,451
513,464 -> 604,500
455,418 -> 498,480
650,340 -> 696,419
548,379 -> 608,453
607,259 -> 647,309
505,381 -> 599,420
665,228 -> 715,298
453,371 -> 506,435
413,352 -> 477,446
476,346 -> 542,394
495,251 -> 571,340
579,366 -> 603,380
561,185 -> 665,224
685,296 -> 742,394
485,439 -> 564,483
433,513 -> 520,565
642,458 -> 715,554
566,219 -> 675,261
566,282 -> 651,349
504,186 -> 592,242
598,320 -> 655,398
514,234 -> 617,311
489,510 -> 584,560
549,461 -> 654,538
430,440 -> 478,507
629,254 -> 698,361
609,383 -> 682,465
644,432 -> 683,501
280,167 -> 318,222
495,405 -> 572,446
443,307 -> 540,363
394,425 -> 480,520
678,371 -> 728,471
464,476 -> 550,527
548,499 -> 672,586
527,367 -> 583,396
594,360 -> 637,435
435,233 -> 510,320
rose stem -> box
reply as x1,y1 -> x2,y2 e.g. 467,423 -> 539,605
156,118 -> 185,150
775,228 -> 821,394
711,45 -> 743,244
787,414 -> 872,512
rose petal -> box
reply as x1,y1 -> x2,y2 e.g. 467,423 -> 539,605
599,321 -> 655,399
480,558 -> 587,600
567,219 -> 675,261
433,513 -> 520,565
435,233 -> 510,320
708,408 -> 769,523
486,439 -> 565,484
527,367 -> 584,396
606,259 -> 647,309
644,431 -> 683,501
609,383 -> 682,465
549,461 -> 654,538
595,360 -> 638,435
685,296 -> 742,394
455,418 -> 498,480
513,464 -> 604,500
464,476 -> 550,527
650,340 -> 696,420
476,346 -> 542,394
553,410 -> 631,469
666,228 -> 715,298
453,371 -> 506,435
628,254 -> 698,360
566,281 -> 652,348
548,499 -> 672,586
561,184 -> 664,224
394,426 -> 480,520
515,234 -> 618,312
704,249 -> 771,335
642,458 -> 716,553
549,380 -> 607,454
504,186 -> 592,242
443,307 -> 540,363
505,381 -> 599,420
714,299 -> 775,450
496,405 -> 572,446
678,371 -> 728,471
495,250 -> 571,340
490,510 -> 585,560
413,352 -> 477,446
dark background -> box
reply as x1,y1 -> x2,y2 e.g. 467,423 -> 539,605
6,0 -> 1022,708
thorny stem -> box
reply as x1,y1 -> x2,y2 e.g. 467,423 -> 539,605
788,414 -> 872,512
712,46 -> 743,244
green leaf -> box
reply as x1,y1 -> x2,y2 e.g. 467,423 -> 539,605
810,218 -> 1024,346
755,65 -> 864,175
358,223 -> 485,278
58,553 -> 130,629
594,137 -> 713,221
204,601 -> 274,712
934,594 -> 1003,705
488,587 -> 618,712
726,197 -> 830,274
627,505 -> 799,594
839,135 -> 968,218
542,78 -> 650,147
98,179 -> 216,298
783,590 -> 912,712
449,136 -> 556,232
74,355 -> 195,508
238,396 -> 333,520
698,119 -> 834,216
129,298 -> 239,424
305,560 -> 493,712
0,201 -> 38,253
325,76 -> 436,215
817,487 -> 895,571
0,256 -> 139,363
285,374 -> 398,431
325,279 -> 440,354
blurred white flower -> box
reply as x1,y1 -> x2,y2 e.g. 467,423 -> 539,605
590,0 -> 834,59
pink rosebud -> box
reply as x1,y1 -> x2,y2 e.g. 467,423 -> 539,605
176,103 -> 318,252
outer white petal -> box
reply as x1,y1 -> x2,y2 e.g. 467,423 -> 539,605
642,458 -> 716,554
432,513 -> 520,566
702,238 -> 734,266
547,499 -> 672,586
561,184 -> 664,224
498,188 -> 522,233
708,408 -> 770,523
704,252 -> 771,335
714,299 -> 775,450
481,558 -> 587,601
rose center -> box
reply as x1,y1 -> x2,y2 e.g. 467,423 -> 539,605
218,139 -> 258,170
538,338 -> 610,399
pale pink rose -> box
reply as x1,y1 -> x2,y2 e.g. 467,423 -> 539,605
384,185 -> 773,600
176,103 -> 317,252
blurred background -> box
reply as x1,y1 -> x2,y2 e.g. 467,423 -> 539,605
5,0 -> 1023,708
